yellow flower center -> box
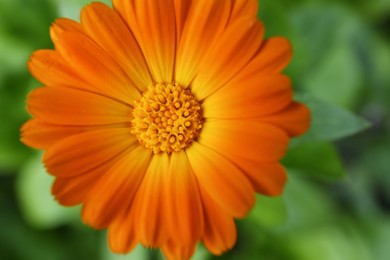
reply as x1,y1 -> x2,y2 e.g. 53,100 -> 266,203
131,82 -> 204,154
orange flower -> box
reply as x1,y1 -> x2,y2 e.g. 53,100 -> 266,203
21,0 -> 310,259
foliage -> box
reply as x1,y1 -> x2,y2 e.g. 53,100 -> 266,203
0,0 -> 389,259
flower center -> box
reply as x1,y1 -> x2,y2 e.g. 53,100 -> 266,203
131,82 -> 204,154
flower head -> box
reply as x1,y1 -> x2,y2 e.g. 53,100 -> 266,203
21,0 -> 310,259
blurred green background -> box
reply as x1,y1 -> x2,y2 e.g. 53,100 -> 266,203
1,0 -> 390,259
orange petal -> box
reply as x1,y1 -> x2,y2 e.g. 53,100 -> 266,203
82,146 -> 152,229
21,119 -> 129,150
173,0 -> 194,45
201,187 -> 237,255
51,153 -> 122,206
261,101 -> 311,137
203,75 -> 292,119
230,0 -> 259,22
27,87 -> 132,125
166,151 -> 204,245
232,159 -> 287,195
131,153 -> 171,247
112,0 -> 136,29
50,18 -> 83,44
80,2 -> 152,91
175,0 -> 232,86
55,31 -> 140,103
43,128 -> 137,178
161,239 -> 197,260
21,119 -> 82,150
108,210 -> 138,253
28,50 -> 89,89
247,37 -> 293,75
186,142 -> 255,218
113,0 -> 176,83
52,174 -> 97,207
191,18 -> 264,100
199,120 -> 289,163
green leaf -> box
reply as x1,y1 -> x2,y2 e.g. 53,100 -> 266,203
0,0 -> 56,48
360,217 -> 390,260
301,40 -> 364,109
283,141 -> 345,179
282,173 -> 337,229
294,93 -> 370,142
248,195 -> 287,228
258,0 -> 293,38
364,36 -> 390,108
16,153 -> 79,229
289,4 -> 367,109
288,5 -> 346,79
282,223 -> 372,260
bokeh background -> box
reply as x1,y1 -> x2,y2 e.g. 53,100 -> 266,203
1,0 -> 390,259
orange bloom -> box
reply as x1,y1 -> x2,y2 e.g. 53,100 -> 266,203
21,0 -> 310,259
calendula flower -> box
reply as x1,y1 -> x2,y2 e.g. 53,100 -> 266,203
21,0 -> 310,259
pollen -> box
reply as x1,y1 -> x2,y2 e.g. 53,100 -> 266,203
131,82 -> 204,154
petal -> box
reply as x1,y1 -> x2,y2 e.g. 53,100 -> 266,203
82,146 -> 152,229
21,119 -> 129,150
232,159 -> 287,195
131,153 -> 171,247
50,18 -> 83,44
173,0 -> 194,44
199,120 -> 289,162
43,128 -> 137,178
191,19 -> 264,100
247,37 -> 293,75
113,0 -> 176,83
27,87 -> 132,125
52,174 -> 97,207
112,0 -> 136,28
201,187 -> 236,255
21,119 -> 85,150
186,142 -> 255,218
175,0 -> 232,86
51,153 -> 122,206
203,75 -> 293,119
80,3 -> 152,91
261,101 -> 311,137
108,210 -> 138,253
166,151 -> 204,245
55,31 -> 140,103
27,50 -> 89,89
230,0 -> 259,22
161,239 -> 197,260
